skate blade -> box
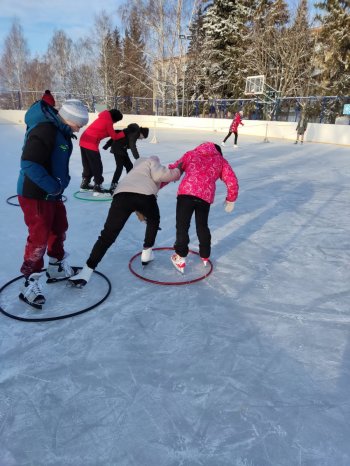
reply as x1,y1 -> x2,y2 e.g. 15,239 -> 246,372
171,261 -> 185,274
67,279 -> 87,289
19,293 -> 43,310
80,188 -> 93,192
46,267 -> 80,284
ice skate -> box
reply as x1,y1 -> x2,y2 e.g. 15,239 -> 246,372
141,248 -> 154,266
93,184 -> 111,197
233,144 -> 238,148
19,273 -> 45,309
80,178 -> 94,192
46,256 -> 79,283
109,182 -> 118,195
171,253 -> 186,274
68,264 -> 94,288
221,142 -> 225,147
201,257 -> 209,267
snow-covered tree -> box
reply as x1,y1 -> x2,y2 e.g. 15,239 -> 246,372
200,0 -> 252,99
314,0 -> 350,95
46,30 -> 74,96
122,6 -> 151,102
0,19 -> 29,107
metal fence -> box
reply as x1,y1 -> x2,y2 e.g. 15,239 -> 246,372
1,90 -> 349,124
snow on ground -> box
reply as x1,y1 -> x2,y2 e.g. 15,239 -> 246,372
0,123 -> 350,466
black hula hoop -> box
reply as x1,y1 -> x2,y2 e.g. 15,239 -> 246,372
0,268 -> 111,323
73,191 -> 112,202
129,247 -> 213,286
6,195 -> 67,207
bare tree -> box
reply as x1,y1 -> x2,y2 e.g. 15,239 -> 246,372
46,30 -> 74,95
0,18 -> 29,108
121,0 -> 193,115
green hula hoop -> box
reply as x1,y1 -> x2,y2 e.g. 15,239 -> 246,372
73,191 -> 112,202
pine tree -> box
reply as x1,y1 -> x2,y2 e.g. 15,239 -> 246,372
122,7 -> 151,103
314,0 -> 350,95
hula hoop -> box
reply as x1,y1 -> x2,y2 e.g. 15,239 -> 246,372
73,191 -> 112,202
6,195 -> 67,207
129,247 -> 213,286
0,269 -> 111,323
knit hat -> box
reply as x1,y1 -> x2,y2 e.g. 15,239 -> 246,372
140,127 -> 149,139
109,109 -> 123,123
42,90 -> 55,107
59,99 -> 89,127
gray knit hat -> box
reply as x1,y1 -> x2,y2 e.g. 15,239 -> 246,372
59,99 -> 89,127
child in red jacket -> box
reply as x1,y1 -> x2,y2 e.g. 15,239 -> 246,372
221,110 -> 244,148
79,109 -> 124,194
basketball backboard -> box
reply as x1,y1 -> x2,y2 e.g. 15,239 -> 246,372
245,75 -> 265,95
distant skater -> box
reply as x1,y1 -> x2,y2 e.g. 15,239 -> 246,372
295,115 -> 308,144
221,110 -> 244,148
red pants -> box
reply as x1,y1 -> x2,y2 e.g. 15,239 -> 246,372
18,196 -> 68,277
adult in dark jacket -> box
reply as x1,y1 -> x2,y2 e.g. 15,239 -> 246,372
103,123 -> 149,192
17,99 -> 89,309
79,109 -> 125,194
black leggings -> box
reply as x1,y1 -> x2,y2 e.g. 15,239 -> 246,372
174,195 -> 211,259
111,149 -> 133,185
80,147 -> 104,185
87,192 -> 160,269
223,131 -> 238,144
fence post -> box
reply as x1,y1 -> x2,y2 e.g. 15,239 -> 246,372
18,91 -> 22,110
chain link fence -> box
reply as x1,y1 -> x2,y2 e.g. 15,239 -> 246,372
1,90 -> 349,124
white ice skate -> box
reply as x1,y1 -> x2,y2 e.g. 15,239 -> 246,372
46,256 -> 79,283
141,248 -> 154,266
68,264 -> 94,288
19,273 -> 46,309
171,254 -> 186,274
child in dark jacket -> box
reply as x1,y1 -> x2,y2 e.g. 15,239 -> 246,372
103,123 -> 149,193
17,99 -> 89,309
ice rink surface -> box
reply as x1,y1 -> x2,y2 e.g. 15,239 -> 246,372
0,123 -> 350,466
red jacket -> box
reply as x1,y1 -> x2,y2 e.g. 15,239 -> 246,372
79,110 -> 124,151
169,142 -> 239,204
230,112 -> 244,132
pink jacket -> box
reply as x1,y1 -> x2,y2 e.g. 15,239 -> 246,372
230,112 -> 244,132
168,142 -> 239,204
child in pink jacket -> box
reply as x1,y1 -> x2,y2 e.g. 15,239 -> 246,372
168,142 -> 239,273
221,110 -> 244,148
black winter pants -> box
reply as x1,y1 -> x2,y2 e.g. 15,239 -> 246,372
111,149 -> 133,185
86,192 -> 160,269
80,147 -> 104,185
223,131 -> 238,144
174,195 -> 211,259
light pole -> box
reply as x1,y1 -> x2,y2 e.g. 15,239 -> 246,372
179,34 -> 192,117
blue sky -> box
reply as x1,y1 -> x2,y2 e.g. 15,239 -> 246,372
0,0 -> 125,56
0,0 -> 316,57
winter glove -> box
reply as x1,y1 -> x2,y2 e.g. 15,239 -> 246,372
102,144 -> 108,150
71,134 -> 77,140
224,201 -> 235,213
135,211 -> 146,223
